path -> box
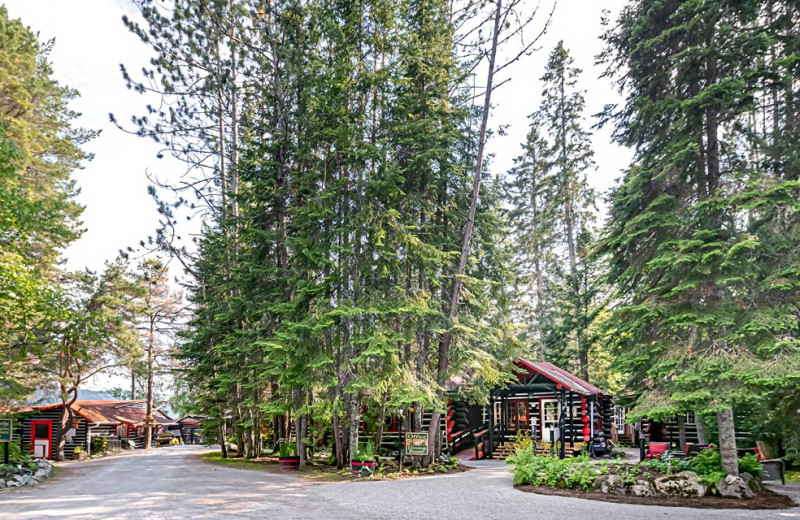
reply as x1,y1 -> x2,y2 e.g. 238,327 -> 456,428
1,446 -> 798,519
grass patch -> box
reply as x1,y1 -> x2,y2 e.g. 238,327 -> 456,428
786,470 -> 800,483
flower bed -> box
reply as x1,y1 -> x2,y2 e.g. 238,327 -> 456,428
507,444 -> 795,508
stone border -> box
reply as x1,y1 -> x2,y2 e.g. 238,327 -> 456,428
0,459 -> 55,489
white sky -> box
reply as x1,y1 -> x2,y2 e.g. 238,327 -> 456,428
5,0 -> 631,277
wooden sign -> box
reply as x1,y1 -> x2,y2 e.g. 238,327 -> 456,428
0,419 -> 12,442
404,432 -> 428,456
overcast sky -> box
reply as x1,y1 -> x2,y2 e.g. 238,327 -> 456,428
5,0 -> 631,276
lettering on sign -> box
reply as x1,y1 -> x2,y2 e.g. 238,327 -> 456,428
404,432 -> 429,456
0,419 -> 12,443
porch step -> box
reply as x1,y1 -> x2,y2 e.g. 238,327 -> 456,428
491,444 -> 513,460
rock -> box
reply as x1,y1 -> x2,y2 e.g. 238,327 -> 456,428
28,478 -> 38,486
6,480 -> 19,488
654,472 -> 706,497
592,474 -> 626,494
717,475 -> 753,499
631,479 -> 655,497
741,472 -> 763,492
14,474 -> 30,486
0,480 -> 5,489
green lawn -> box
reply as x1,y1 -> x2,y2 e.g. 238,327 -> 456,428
786,470 -> 800,483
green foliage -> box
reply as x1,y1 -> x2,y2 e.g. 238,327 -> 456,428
507,443 -> 601,490
353,439 -> 376,463
504,41 -> 605,381
690,449 -> 723,476
92,436 -> 109,455
0,5 -> 94,403
599,0 -> 800,471
737,454 -> 761,478
278,441 -> 295,458
5,441 -> 36,469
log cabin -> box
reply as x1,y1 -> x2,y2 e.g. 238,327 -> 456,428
17,399 -> 175,460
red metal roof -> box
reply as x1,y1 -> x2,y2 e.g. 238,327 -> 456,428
31,400 -> 174,425
515,359 -> 607,395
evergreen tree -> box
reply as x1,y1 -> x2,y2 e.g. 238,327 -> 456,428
600,0 -> 800,475
0,7 -> 94,403
505,41 -> 601,380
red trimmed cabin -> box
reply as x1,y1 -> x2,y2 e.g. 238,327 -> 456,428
448,360 -> 614,460
17,400 -> 175,460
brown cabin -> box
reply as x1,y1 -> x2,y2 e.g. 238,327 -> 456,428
18,400 -> 174,460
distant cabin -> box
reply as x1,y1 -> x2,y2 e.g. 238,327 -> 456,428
16,399 -> 174,460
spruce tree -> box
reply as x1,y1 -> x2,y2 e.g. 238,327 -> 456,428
600,0 -> 800,475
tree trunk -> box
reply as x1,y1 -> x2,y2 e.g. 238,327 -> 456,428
375,395 -> 388,452
695,415 -> 706,445
426,0 -> 503,467
716,408 -> 738,476
143,315 -> 155,450
677,415 -> 686,450
348,394 -> 360,470
219,420 -> 228,459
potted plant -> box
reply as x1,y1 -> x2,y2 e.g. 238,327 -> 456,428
351,439 -> 377,477
72,446 -> 87,461
278,440 -> 300,469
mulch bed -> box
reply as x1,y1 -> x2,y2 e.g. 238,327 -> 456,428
516,485 -> 797,510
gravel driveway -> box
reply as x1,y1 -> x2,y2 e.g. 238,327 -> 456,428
1,446 -> 797,519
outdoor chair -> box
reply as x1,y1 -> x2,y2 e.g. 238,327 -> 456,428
760,459 -> 786,485
645,442 -> 669,459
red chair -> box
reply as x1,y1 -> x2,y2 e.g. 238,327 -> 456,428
645,442 -> 669,459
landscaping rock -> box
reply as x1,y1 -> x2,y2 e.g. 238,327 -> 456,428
14,474 -> 30,487
717,475 -> 753,499
631,479 -> 655,497
0,480 -> 5,489
592,474 -> 626,494
6,480 -> 19,488
740,472 -> 763,492
653,471 -> 706,497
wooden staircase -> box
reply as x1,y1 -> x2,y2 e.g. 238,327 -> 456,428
491,443 -> 513,460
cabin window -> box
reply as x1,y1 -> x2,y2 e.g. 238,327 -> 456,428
543,400 -> 559,424
685,412 -> 696,424
34,423 -> 49,438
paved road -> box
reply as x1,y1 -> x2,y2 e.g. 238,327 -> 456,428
1,446 -> 798,519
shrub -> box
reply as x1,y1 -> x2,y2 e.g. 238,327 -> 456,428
278,441 -> 295,458
507,444 -> 600,489
738,453 -> 761,478
690,448 -> 722,476
353,439 -> 375,462
511,430 -> 532,452
92,436 -> 109,454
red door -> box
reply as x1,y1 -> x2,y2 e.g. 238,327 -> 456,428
31,420 -> 53,459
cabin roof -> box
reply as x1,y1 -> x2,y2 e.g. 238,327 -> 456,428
515,359 -> 607,396
30,400 -> 175,425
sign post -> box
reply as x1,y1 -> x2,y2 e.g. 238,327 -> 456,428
404,432 -> 429,457
0,418 -> 12,464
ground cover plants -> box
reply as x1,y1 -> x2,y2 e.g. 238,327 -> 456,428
507,444 -> 773,500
